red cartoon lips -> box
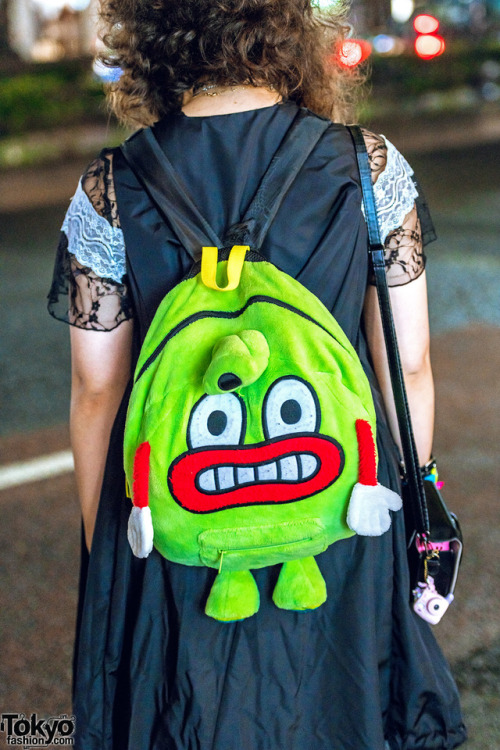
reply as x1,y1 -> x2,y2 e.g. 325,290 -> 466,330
168,434 -> 344,513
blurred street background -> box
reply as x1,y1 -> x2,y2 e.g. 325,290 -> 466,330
1,0 -> 500,747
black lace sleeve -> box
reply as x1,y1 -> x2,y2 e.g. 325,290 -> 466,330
382,204 -> 426,286
362,130 -> 436,287
47,149 -> 134,331
47,231 -> 134,331
81,149 -> 121,228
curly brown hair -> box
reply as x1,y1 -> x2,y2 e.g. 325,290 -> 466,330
99,0 -> 362,128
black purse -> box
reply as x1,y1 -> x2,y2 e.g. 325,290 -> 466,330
348,126 -> 463,623
404,474 -> 463,599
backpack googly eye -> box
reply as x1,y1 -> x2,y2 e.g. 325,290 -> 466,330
187,393 -> 246,449
263,377 -> 320,439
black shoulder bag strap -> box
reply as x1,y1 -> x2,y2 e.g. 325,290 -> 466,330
347,124 -> 430,543
120,109 -> 329,259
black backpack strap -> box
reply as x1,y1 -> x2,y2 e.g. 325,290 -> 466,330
224,109 -> 330,247
347,124 -> 430,541
120,127 -> 223,260
120,109 -> 329,257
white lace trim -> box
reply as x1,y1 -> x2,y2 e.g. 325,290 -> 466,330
61,181 -> 126,284
63,139 -> 418,281
369,136 -> 419,242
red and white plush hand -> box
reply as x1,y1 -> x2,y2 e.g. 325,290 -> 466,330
347,483 -> 402,536
127,506 -> 154,558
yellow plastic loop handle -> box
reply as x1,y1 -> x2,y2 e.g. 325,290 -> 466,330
201,245 -> 249,291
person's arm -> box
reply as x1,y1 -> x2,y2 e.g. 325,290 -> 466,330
363,268 -> 434,466
70,320 -> 134,552
360,131 -> 434,466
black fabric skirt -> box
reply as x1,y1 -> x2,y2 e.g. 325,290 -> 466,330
73,390 -> 466,750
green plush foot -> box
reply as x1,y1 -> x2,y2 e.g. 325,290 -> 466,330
205,569 -> 260,622
272,556 -> 327,611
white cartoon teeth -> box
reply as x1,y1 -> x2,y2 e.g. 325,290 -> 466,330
300,454 -> 317,478
197,453 -> 319,493
218,466 -> 235,489
257,462 -> 278,481
237,466 -> 255,484
279,455 -> 298,480
199,469 -> 216,491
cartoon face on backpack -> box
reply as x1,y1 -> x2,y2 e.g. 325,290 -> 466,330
124,251 -> 401,621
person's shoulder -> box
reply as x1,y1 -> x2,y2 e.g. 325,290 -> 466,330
359,129 -> 388,183
81,147 -> 116,184
305,117 -> 390,181
80,148 -> 119,225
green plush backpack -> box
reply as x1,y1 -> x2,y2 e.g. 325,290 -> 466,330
121,115 -> 401,622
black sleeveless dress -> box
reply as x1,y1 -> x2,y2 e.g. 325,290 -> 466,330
73,102 -> 466,750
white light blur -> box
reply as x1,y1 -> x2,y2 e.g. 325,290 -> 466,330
373,35 -> 396,54
482,82 -> 500,102
391,0 -> 414,24
93,59 -> 122,83
32,0 -> 91,16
